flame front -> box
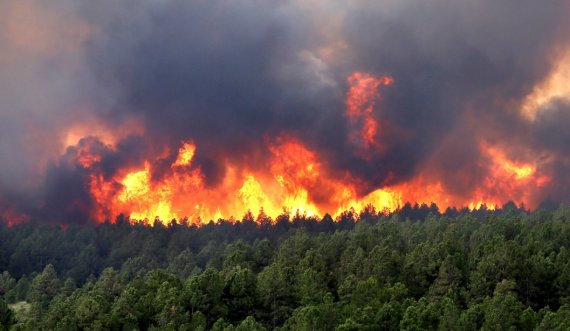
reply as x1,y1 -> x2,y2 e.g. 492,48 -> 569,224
0,1 -> 568,228
84,138 -> 549,224
52,71 -> 554,225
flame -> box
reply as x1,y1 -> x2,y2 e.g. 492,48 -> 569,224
173,142 -> 196,167
110,160 -> 202,223
83,137 -> 332,223
483,144 -> 535,180
28,71 -> 554,225
116,164 -> 173,222
346,72 -> 394,151
76,144 -> 103,169
333,186 -> 401,216
68,137 -> 552,224
238,174 -> 275,215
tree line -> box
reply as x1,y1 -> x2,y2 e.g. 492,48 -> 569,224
0,203 -> 569,330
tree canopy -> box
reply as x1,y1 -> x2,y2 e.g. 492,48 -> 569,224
0,203 -> 569,330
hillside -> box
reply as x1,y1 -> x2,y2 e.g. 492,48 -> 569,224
1,205 -> 570,330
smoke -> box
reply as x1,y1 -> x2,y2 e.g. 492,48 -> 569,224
0,0 -> 569,223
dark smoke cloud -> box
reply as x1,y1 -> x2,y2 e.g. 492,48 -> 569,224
533,98 -> 570,154
530,98 -> 570,201
339,0 -> 570,192
0,0 -> 569,223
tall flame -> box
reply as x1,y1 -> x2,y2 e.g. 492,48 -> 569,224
35,71 -> 554,225
80,136 -> 549,224
346,72 -> 394,151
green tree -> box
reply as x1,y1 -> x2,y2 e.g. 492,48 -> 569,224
428,255 -> 463,299
75,294 -> 107,330
0,272 -> 16,301
41,294 -> 78,331
0,298 -> 15,331
480,280 -> 527,330
235,316 -> 266,331
536,304 -> 570,330
27,264 -> 61,319
182,268 -> 227,324
257,262 -> 294,329
400,297 -> 442,330
167,248 -> 198,279
224,266 -> 257,323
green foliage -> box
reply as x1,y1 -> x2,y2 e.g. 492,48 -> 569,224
0,297 -> 15,330
0,272 -> 16,303
235,316 -> 266,331
0,205 -> 569,329
27,264 -> 61,322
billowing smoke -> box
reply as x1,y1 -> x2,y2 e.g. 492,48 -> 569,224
0,0 -> 569,224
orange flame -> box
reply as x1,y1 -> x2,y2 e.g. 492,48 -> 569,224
172,142 -> 196,167
483,144 -> 535,180
77,136 -> 551,224
346,72 -> 394,150
53,72 -> 553,225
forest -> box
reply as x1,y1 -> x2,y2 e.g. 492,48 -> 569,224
1,202 -> 570,330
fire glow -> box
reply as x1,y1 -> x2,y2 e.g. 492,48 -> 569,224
0,1 -> 568,228
346,72 -> 394,152
48,71 -> 548,225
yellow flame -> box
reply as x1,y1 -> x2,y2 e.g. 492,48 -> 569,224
118,166 -> 150,201
118,163 -> 177,223
238,175 -> 275,215
173,142 -> 196,167
282,189 -> 320,217
504,163 -> 534,180
468,201 -> 497,210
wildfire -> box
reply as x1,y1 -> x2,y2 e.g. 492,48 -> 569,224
83,138 -> 328,224
82,137 -> 548,225
482,144 -> 535,180
238,175 -> 275,216
113,148 -> 206,222
346,72 -> 394,151
173,142 -> 196,167
4,71 -> 554,226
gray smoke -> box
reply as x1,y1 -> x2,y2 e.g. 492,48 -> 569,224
0,0 -> 568,223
